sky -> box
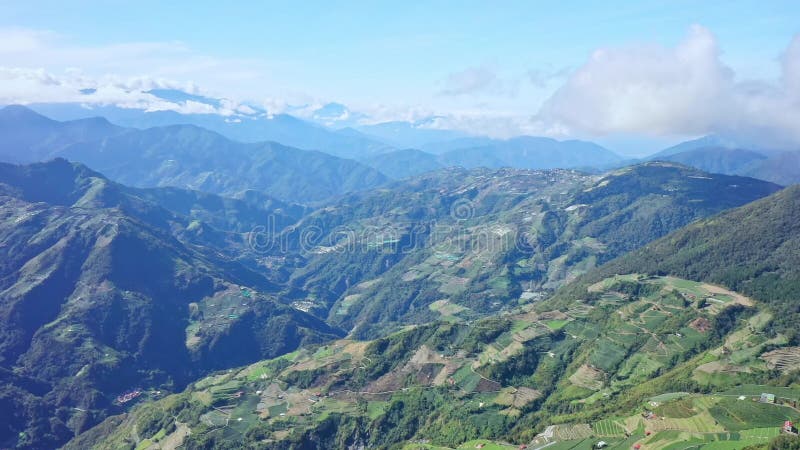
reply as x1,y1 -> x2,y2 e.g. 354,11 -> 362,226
1,0 -> 799,155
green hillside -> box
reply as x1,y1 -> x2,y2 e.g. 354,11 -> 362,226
279,162 -> 780,338
63,184 -> 800,450
65,275 -> 800,449
0,160 -> 342,448
0,159 -> 791,449
553,184 -> 800,343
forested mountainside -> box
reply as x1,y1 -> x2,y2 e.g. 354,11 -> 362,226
0,160 -> 341,448
275,163 -> 780,338
67,184 -> 800,450
0,158 -> 787,449
552,184 -> 800,343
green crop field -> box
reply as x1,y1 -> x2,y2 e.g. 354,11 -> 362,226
590,339 -> 627,371
720,385 -> 800,400
594,418 -> 626,437
641,309 -> 670,329
617,353 -> 662,381
455,440 -> 517,449
709,398 -> 795,431
546,319 -> 569,330
656,397 -> 698,418
540,438 -> 595,450
650,392 -> 692,403
452,365 -> 481,393
739,427 -> 780,440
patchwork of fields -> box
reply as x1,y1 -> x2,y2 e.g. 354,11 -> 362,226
79,275 -> 800,450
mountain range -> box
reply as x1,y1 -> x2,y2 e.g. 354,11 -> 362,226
26,99 -> 393,161
12,102 -> 799,188
0,106 -> 390,204
64,183 -> 800,450
0,102 -> 799,449
362,136 -> 623,179
0,156 -> 783,448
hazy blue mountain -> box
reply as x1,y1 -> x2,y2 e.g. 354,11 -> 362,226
742,150 -> 800,185
361,148 -> 444,178
365,136 -> 623,178
355,119 -> 469,148
656,147 -> 768,174
335,126 -> 388,142
0,105 -> 125,163
649,134 -> 742,158
26,102 -> 393,159
57,124 -> 390,203
440,136 -> 622,169
648,137 -> 800,185
0,106 -> 391,203
420,136 -> 498,154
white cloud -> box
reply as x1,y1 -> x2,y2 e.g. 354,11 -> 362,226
0,28 -> 55,53
784,35 -> 800,97
0,27 -> 277,106
0,26 -> 268,117
438,66 -> 519,97
417,112 -> 530,138
527,66 -> 572,88
538,25 -> 800,148
2,25 -> 799,148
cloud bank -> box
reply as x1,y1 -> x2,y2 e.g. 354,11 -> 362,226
0,27 -> 280,115
538,25 -> 800,149
1,25 -> 799,147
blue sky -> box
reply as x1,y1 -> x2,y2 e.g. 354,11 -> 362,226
2,1 -> 799,154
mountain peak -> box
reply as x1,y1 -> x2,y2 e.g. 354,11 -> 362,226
0,104 -> 55,125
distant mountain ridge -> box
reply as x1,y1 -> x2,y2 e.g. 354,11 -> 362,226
0,106 -> 390,203
59,124 -> 390,203
354,119 -> 469,148
647,136 -> 800,185
0,105 -> 125,163
363,136 -> 623,178
652,147 -> 767,174
25,102 -> 394,160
